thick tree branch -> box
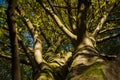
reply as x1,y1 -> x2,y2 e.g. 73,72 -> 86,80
92,0 -> 120,37
33,30 -> 43,64
16,8 -> 43,64
97,33 -> 120,43
24,19 -> 43,64
36,0 -> 77,40
73,0 -> 91,47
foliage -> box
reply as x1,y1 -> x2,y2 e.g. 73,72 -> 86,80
0,0 -> 120,79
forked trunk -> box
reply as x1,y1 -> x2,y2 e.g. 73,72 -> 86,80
66,35 -> 120,80
66,34 -> 104,80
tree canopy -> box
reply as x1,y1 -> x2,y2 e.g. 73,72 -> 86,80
0,0 -> 120,80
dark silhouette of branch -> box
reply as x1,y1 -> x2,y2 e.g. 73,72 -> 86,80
6,0 -> 21,79
52,5 -> 77,9
17,35 -> 36,68
106,17 -> 120,23
64,0 -> 73,30
0,53 -> 30,65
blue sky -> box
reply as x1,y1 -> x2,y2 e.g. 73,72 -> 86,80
0,0 -> 4,4
0,0 -> 7,7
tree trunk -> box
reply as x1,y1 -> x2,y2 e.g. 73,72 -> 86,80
6,0 -> 21,80
65,34 -> 120,80
66,34 -> 104,80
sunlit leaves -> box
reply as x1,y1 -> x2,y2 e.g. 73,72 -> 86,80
1,0 -> 120,79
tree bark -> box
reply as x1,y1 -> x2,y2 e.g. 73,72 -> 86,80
6,0 -> 21,80
66,34 -> 102,79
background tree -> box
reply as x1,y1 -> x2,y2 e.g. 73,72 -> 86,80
0,0 -> 120,80
6,0 -> 21,80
